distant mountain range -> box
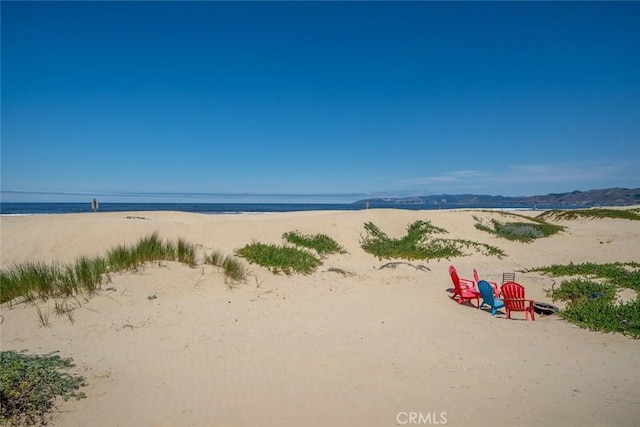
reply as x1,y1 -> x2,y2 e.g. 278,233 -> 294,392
353,188 -> 640,208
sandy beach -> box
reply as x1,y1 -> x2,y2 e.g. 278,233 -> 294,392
1,208 -> 639,426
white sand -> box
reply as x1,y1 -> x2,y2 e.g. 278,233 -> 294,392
1,208 -> 639,426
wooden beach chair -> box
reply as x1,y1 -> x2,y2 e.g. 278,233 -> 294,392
477,280 -> 505,316
449,267 -> 480,307
501,282 -> 535,321
473,268 -> 500,296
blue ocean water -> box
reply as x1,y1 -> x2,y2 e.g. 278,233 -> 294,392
0,202 -> 534,216
0,202 -> 356,215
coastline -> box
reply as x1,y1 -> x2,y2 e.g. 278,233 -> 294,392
1,208 -> 639,426
0,201 -> 613,217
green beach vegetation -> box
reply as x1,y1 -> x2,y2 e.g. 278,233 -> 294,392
235,242 -> 322,275
0,232 -> 248,306
0,350 -> 86,425
473,214 -> 565,242
235,231 -> 345,275
282,230 -> 347,256
204,250 -> 249,284
360,220 -> 505,260
536,208 -> 640,221
0,234 -> 239,424
525,262 -> 640,338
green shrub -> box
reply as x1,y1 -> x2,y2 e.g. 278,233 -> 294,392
527,262 -> 640,338
549,278 -> 616,304
360,220 -> 505,261
537,208 -> 640,221
0,233 -> 229,305
282,231 -> 346,256
235,242 -> 321,275
474,217 -> 563,242
561,299 -> 640,337
0,351 -> 86,425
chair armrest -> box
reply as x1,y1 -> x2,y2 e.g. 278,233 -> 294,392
459,277 -> 476,288
487,281 -> 500,296
502,298 -> 535,306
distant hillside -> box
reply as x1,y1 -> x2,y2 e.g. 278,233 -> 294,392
353,188 -> 640,208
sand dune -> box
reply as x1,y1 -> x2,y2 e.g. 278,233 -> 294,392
1,208 -> 639,426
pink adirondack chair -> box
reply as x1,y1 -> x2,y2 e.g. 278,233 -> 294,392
449,267 -> 480,307
500,282 -> 535,321
473,269 -> 500,297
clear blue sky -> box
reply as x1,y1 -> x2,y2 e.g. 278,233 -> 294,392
2,1 -> 639,203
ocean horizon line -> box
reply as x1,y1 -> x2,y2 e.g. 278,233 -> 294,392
0,190 -> 374,204
0,201 -> 553,217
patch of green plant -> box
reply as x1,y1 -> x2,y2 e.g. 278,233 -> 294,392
175,238 -> 198,267
68,256 -> 105,296
453,239 -> 507,258
204,249 -> 225,267
282,231 -> 346,256
0,350 -> 86,425
204,250 -> 248,284
547,278 -> 617,304
360,221 -> 446,260
235,242 -> 321,275
0,233 -> 227,305
536,208 -> 640,221
474,216 -> 564,242
526,262 -> 640,338
360,220 -> 506,261
0,261 -> 62,305
527,262 -> 640,291
221,256 -> 249,283
135,232 -> 168,261
561,299 -> 640,338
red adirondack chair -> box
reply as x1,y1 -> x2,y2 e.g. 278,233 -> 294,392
449,265 -> 476,289
473,268 -> 500,297
449,266 -> 480,307
500,282 -> 535,321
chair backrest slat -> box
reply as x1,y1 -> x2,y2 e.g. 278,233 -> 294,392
502,272 -> 516,284
501,282 -> 526,310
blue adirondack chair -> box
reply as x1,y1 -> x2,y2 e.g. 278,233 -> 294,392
478,280 -> 505,316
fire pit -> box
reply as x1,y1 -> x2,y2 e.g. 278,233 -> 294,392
533,301 -> 559,315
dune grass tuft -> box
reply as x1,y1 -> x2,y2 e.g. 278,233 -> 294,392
176,238 -> 198,267
204,249 -> 225,267
0,233 -> 226,305
204,250 -> 249,284
221,256 -> 249,284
